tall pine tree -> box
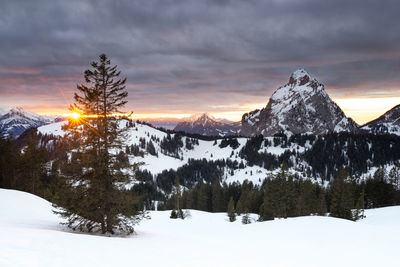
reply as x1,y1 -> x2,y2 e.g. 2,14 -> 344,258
54,54 -> 142,235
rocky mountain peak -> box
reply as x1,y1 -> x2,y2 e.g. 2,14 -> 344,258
188,113 -> 215,125
288,68 -> 313,86
240,69 -> 359,137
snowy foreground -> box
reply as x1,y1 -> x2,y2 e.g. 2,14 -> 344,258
0,189 -> 399,267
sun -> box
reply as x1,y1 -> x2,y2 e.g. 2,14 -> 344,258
69,112 -> 81,120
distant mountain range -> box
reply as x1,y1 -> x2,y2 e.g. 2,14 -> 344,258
139,118 -> 182,130
0,107 -> 57,138
1,70 -> 399,139
173,113 -> 241,136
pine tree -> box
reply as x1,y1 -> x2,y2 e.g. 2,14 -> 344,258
236,198 -> 244,215
388,166 -> 400,189
354,189 -> 365,221
373,167 -> 386,182
171,175 -> 184,219
54,54 -> 143,235
18,131 -> 47,195
329,167 -> 354,220
259,184 -> 274,221
211,181 -> 224,212
317,188 -> 327,216
227,196 -> 236,222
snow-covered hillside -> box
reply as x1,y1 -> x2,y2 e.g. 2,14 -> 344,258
38,119 -> 400,188
1,189 -> 399,267
38,120 -> 313,186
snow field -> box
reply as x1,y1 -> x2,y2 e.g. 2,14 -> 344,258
1,189 -> 399,267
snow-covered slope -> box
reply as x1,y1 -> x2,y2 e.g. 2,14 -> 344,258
361,104 -> 400,136
174,113 -> 240,136
240,69 -> 359,137
39,119 -> 400,187
38,120 -> 312,186
0,107 -> 55,138
1,189 -> 399,267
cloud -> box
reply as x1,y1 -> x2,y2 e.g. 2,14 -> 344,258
0,0 -> 400,117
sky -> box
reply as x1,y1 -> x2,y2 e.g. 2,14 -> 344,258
0,0 -> 400,124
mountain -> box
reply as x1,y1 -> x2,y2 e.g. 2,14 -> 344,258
0,107 -> 55,138
240,69 -> 359,137
173,113 -> 240,136
361,104 -> 400,135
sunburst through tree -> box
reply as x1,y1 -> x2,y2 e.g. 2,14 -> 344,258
54,54 -> 144,235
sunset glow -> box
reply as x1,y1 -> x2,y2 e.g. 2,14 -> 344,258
334,97 -> 400,125
32,97 -> 400,125
69,112 -> 81,120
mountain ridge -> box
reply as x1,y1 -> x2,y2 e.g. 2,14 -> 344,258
0,107 -> 55,138
361,104 -> 400,135
173,113 -> 240,136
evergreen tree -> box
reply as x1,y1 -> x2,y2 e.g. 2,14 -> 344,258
317,188 -> 327,216
373,167 -> 386,182
197,183 -> 212,211
18,131 -> 47,195
241,209 -> 251,224
211,181 -> 224,212
171,175 -> 183,219
236,198 -> 244,215
388,166 -> 400,189
170,209 -> 178,219
259,184 -> 274,221
227,196 -> 236,222
54,54 -> 143,235
354,189 -> 365,221
329,167 -> 354,220
146,140 -> 157,156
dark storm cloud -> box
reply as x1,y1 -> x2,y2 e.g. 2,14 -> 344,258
1,0 -> 400,113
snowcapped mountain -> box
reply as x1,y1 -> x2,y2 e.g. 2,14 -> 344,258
0,107 -> 55,138
361,104 -> 400,136
173,113 -> 240,136
240,69 -> 359,137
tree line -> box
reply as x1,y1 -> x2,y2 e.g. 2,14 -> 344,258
159,164 -> 400,222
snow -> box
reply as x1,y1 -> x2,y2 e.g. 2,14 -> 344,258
38,120 -> 312,185
0,108 -> 7,116
1,189 -> 399,267
0,107 -> 55,138
291,68 -> 311,80
35,120 -> 393,186
38,121 -> 67,136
